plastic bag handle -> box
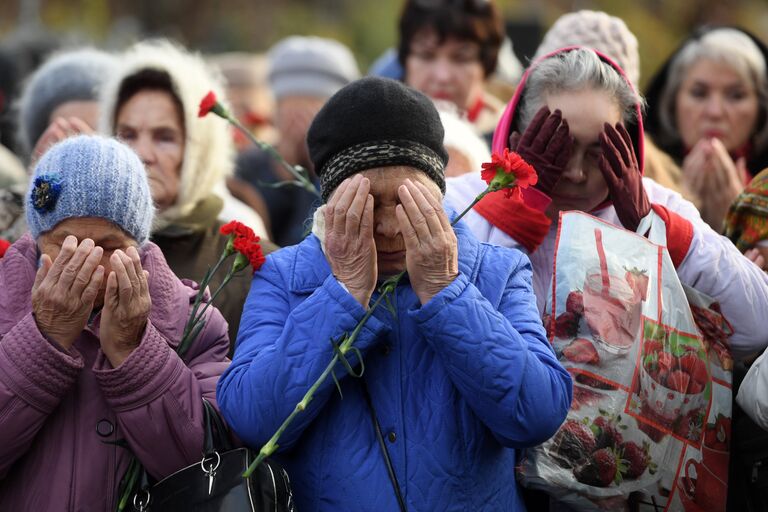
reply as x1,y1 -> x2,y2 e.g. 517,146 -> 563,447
636,210 -> 667,246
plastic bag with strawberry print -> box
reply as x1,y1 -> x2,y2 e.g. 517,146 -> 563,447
518,211 -> 733,512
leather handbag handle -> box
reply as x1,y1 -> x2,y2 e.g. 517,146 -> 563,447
202,398 -> 233,455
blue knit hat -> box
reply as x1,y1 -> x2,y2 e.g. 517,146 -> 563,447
18,48 -> 117,154
26,135 -> 154,243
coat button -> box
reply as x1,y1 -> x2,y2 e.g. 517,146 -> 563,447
96,419 -> 114,437
388,431 -> 397,443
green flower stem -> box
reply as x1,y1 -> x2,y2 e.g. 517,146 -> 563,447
116,457 -> 140,511
189,271 -> 235,329
450,188 -> 489,226
226,115 -> 320,198
182,250 -> 230,342
243,274 -> 403,478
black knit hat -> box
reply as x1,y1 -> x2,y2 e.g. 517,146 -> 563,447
307,76 -> 448,202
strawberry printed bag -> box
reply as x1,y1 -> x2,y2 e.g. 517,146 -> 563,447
518,211 -> 733,512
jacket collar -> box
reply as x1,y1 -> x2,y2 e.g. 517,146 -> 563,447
288,216 -> 481,294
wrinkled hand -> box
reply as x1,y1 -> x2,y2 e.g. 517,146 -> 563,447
682,138 -> 745,230
99,247 -> 151,367
31,117 -> 94,167
509,106 -> 573,195
32,236 -> 105,349
745,247 -> 766,270
598,122 -> 651,231
324,174 -> 377,307
396,179 -> 458,305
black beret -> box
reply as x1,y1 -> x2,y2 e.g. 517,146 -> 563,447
307,77 -> 448,201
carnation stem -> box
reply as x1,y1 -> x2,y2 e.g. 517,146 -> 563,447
182,251 -> 230,343
243,274 -> 403,478
190,272 -> 235,329
450,189 -> 489,226
227,116 -> 320,198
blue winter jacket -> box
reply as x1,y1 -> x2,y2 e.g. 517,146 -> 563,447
217,220 -> 572,511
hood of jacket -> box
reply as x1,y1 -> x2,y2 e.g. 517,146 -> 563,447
491,46 -> 645,177
99,40 -> 235,229
644,25 -> 768,176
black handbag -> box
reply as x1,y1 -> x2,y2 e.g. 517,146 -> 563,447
129,399 -> 295,512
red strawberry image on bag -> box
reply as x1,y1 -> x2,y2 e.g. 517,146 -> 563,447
550,418 -> 597,468
563,338 -> 600,365
624,267 -> 649,301
573,447 -> 627,487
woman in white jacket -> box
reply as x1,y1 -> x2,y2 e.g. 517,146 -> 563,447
446,47 -> 768,363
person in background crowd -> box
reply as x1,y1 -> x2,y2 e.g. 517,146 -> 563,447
532,9 -> 688,199
217,76 -> 571,512
209,52 -> 276,228
209,52 -> 276,152
645,26 -> 768,231
398,0 -> 506,136
446,48 -> 768,362
0,135 -> 230,510
438,104 -> 491,177
369,35 -> 523,106
724,168 -> 768,269
18,48 -> 117,163
99,39 -> 271,344
0,48 -> 116,244
235,35 -> 360,247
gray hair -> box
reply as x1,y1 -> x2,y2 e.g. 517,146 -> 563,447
517,48 -> 644,134
655,28 -> 768,152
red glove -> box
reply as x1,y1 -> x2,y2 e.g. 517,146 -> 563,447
509,105 -> 574,196
598,122 -> 651,231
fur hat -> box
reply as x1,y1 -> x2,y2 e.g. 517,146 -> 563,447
99,39 -> 234,228
268,36 -> 360,100
307,77 -> 447,202
18,48 -> 117,154
534,10 -> 640,87
26,135 -> 154,243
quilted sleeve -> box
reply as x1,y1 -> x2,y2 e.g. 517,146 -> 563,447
216,256 -> 389,452
0,313 -> 84,478
92,305 -> 230,480
409,255 -> 572,448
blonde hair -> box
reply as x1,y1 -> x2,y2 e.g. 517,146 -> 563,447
656,28 -> 768,152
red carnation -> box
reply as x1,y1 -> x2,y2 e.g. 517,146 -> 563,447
233,236 -> 266,273
480,149 -> 538,198
198,91 -> 218,118
0,238 -> 10,258
220,220 -> 255,239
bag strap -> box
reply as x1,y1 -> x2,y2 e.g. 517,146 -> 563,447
359,379 -> 408,512
202,398 -> 233,453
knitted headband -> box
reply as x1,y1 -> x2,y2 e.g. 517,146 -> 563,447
308,77 -> 448,202
319,140 -> 446,202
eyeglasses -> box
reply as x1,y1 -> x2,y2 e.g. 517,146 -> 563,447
412,0 -> 492,11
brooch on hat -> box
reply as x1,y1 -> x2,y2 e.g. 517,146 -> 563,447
30,174 -> 62,213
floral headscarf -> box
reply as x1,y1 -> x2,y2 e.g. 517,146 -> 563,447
724,168 -> 768,251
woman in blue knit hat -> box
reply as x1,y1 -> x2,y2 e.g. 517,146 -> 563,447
0,135 -> 231,510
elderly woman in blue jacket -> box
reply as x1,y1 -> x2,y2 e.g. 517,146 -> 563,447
216,77 -> 572,511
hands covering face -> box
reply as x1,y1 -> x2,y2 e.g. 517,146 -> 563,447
99,246 -> 151,367
598,122 -> 651,232
32,235 -> 150,367
32,236 -> 105,349
508,105 -> 574,196
323,174 -> 458,308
